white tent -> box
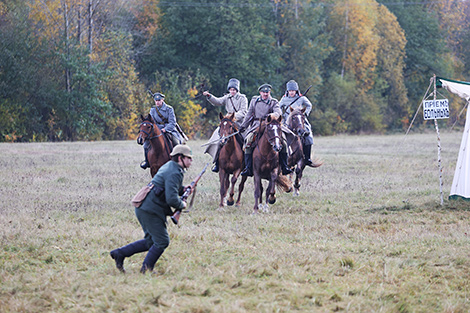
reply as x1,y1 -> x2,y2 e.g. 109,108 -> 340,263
437,77 -> 470,200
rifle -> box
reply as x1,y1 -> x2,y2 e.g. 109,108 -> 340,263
171,162 -> 210,225
147,89 -> 189,141
284,85 -> 313,112
200,131 -> 240,147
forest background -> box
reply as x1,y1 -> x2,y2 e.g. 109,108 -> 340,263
1,0 -> 469,142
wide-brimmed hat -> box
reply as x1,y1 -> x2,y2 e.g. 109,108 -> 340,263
170,144 -> 192,158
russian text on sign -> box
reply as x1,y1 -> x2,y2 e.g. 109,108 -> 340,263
423,99 -> 449,120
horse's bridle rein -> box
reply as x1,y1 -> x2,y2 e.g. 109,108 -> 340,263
219,118 -> 238,145
139,121 -> 163,141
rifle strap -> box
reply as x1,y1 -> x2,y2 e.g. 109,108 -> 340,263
155,105 -> 168,124
229,97 -> 239,113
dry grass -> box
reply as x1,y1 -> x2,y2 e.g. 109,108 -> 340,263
1,132 -> 470,312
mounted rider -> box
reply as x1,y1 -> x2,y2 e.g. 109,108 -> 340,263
279,80 -> 315,167
203,78 -> 248,172
140,93 -> 183,170
239,84 -> 293,177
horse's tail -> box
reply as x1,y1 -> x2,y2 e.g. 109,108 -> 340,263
310,157 -> 324,168
275,174 -> 293,193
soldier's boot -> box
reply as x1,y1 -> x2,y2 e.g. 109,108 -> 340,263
110,239 -> 149,273
140,146 -> 150,169
212,158 -> 220,173
212,146 -> 221,173
279,151 -> 293,175
303,143 -> 314,167
140,245 -> 165,274
240,152 -> 253,177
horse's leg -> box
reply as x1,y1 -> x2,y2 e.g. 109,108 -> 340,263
294,161 -> 302,196
218,170 -> 228,209
235,175 -> 247,207
267,171 -> 277,205
253,173 -> 261,214
227,173 -> 237,206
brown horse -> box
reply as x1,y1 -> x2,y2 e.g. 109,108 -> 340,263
286,108 -> 323,195
217,112 -> 247,209
137,114 -> 172,177
252,114 -> 292,213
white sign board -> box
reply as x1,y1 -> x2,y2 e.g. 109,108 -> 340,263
423,99 -> 449,120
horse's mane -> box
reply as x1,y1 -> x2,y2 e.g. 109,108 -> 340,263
286,108 -> 304,126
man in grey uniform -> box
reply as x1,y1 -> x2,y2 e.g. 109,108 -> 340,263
141,93 -> 183,169
279,80 -> 315,166
239,84 -> 293,177
203,78 -> 248,172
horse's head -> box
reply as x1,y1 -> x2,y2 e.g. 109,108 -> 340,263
287,108 -> 307,137
265,114 -> 283,152
219,112 -> 237,146
137,114 -> 156,145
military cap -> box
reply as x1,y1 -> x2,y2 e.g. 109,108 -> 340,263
153,93 -> 165,101
227,78 -> 240,92
258,84 -> 272,93
286,80 -> 299,91
170,144 -> 193,158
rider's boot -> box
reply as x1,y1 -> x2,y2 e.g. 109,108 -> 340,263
140,146 -> 150,169
212,158 -> 219,173
279,151 -> 293,175
240,152 -> 253,177
303,143 -> 314,167
110,239 -> 149,273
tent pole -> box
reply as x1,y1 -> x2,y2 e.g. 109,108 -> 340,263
433,74 -> 444,205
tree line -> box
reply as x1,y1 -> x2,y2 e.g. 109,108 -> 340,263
1,0 -> 469,142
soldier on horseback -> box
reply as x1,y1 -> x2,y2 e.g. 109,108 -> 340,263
239,84 -> 293,177
279,80 -> 315,167
203,78 -> 248,173
140,93 -> 183,170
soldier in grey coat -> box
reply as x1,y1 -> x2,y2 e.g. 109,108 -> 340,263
111,144 -> 193,274
203,78 -> 248,172
279,80 -> 315,166
239,84 -> 293,177
141,93 -> 183,169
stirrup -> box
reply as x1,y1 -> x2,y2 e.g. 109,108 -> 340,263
140,161 -> 149,169
241,167 -> 253,177
282,167 -> 293,175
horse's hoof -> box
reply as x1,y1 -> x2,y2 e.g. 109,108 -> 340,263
268,197 -> 276,205
261,205 -> 270,213
294,189 -> 300,196
235,202 -> 241,207
226,199 -> 235,206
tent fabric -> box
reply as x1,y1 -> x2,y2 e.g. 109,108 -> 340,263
437,77 -> 470,200
449,107 -> 470,200
437,77 -> 470,102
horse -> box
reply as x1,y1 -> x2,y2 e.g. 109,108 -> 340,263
286,108 -> 323,195
252,114 -> 292,213
217,112 -> 248,209
136,114 -> 173,177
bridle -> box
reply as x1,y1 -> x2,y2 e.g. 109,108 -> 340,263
139,121 -> 163,141
288,111 -> 307,137
218,118 -> 238,145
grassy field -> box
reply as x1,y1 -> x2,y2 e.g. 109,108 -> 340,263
1,132 -> 470,312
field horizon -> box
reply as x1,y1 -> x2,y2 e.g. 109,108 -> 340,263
1,131 -> 470,312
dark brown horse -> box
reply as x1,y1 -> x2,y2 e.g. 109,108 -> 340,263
286,108 -> 322,195
137,114 -> 172,177
217,112 -> 247,209
252,114 -> 292,213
